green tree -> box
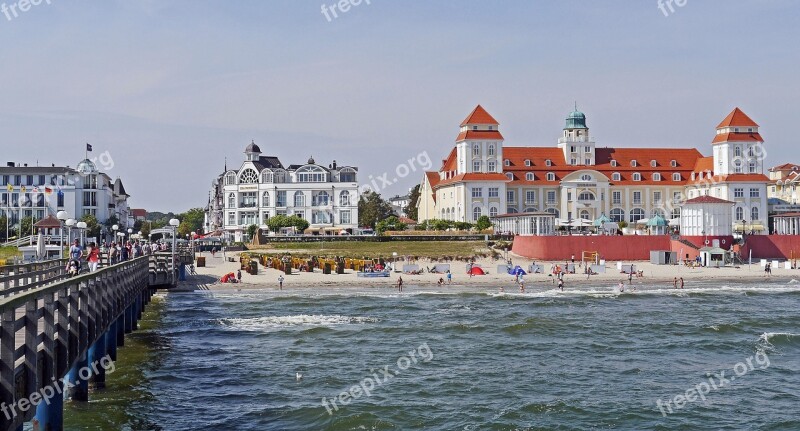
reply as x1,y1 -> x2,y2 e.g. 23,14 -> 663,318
454,221 -> 473,231
405,184 -> 421,221
376,216 -> 407,234
246,224 -> 258,240
20,216 -> 34,237
0,215 -> 6,240
80,214 -> 101,240
289,215 -> 309,232
430,219 -> 452,231
476,215 -> 492,231
358,191 -> 395,229
266,215 -> 309,234
178,208 -> 205,234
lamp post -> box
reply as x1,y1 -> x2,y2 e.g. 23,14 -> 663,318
76,221 -> 87,246
65,218 -> 76,248
169,218 -> 180,284
741,219 -> 747,241
112,224 -> 118,244
191,231 -> 197,257
56,211 -> 69,259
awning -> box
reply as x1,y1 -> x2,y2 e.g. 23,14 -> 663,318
734,223 -> 766,232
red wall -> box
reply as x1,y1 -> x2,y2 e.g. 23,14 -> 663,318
741,235 -> 800,260
512,235 -> 672,261
679,236 -> 735,249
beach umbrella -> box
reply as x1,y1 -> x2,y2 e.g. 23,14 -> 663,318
593,214 -> 612,226
36,231 -> 46,259
646,215 -> 668,226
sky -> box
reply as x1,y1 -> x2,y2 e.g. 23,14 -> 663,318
0,0 -> 798,212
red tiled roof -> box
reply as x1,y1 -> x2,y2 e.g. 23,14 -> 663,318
692,157 -> 714,174
774,212 -> 800,217
690,173 -> 770,185
460,105 -> 499,126
712,132 -> 763,144
398,216 -> 418,224
434,173 -> 510,188
456,130 -> 504,141
717,108 -> 759,128
684,196 -> 735,205
424,171 -> 440,203
441,148 -> 457,172
131,209 -> 147,217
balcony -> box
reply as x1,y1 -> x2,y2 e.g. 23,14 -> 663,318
239,202 -> 258,208
546,200 -> 557,205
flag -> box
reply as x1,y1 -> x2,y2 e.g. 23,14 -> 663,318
86,143 -> 93,152
44,187 -> 53,195
5,184 -> 11,192
32,186 -> 39,194
20,186 -> 26,193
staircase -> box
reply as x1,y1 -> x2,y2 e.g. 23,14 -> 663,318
675,238 -> 700,251
1,235 -> 35,247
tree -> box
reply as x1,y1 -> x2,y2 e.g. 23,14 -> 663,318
0,215 -> 6,240
405,184 -> 421,221
454,221 -> 473,231
178,208 -> 205,235
246,224 -> 258,240
289,215 -> 309,232
475,215 -> 492,231
376,216 -> 407,234
20,216 -> 34,237
80,214 -> 101,240
266,215 -> 309,234
358,191 -> 395,229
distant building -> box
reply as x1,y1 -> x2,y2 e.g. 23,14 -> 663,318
206,141 -> 360,241
131,208 -> 148,222
389,194 -> 410,217
768,163 -> 800,205
0,159 -> 133,238
417,105 -> 770,235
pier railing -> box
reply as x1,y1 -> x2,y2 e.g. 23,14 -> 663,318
0,256 -> 151,431
0,259 -> 68,298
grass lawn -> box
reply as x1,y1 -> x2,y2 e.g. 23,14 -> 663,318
249,240 -> 494,259
0,246 -> 21,261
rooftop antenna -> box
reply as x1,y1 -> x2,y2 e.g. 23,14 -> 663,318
574,101 -> 578,111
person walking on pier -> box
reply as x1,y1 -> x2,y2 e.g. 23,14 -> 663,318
86,242 -> 100,272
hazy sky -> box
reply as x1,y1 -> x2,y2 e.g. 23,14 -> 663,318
1,0 -> 797,212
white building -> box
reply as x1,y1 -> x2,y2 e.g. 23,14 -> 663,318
0,159 -> 133,240
206,141 -> 360,240
679,196 -> 735,236
417,105 -> 770,235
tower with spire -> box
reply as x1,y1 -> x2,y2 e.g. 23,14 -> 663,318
711,107 -> 764,176
558,103 -> 595,166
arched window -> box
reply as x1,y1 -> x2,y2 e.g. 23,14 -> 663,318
735,206 -> 744,220
227,193 -> 235,208
489,206 -> 498,217
611,160 -> 618,167
261,170 -> 273,183
294,191 -> 306,207
273,170 -> 287,183
505,172 -> 514,181
525,172 -> 534,181
612,172 -> 621,181
225,173 -> 236,185
579,210 -> 590,220
653,173 -> 661,181
670,160 -> 677,167
524,159 -> 531,167
262,191 -> 270,207
339,191 -> 351,206
749,161 -> 756,173
524,207 -> 539,213
545,159 -> 552,167
504,159 -> 510,166
735,146 -> 742,157
315,191 -> 329,206
610,208 -> 625,222
507,207 -> 519,214
650,160 -> 657,167
473,144 -> 480,156
296,166 -> 327,183
239,169 -> 258,184
472,206 -> 482,221
578,191 -> 595,201
339,168 -> 357,183
488,144 -> 495,156
751,206 -> 759,221
631,160 -> 638,167
630,208 -> 645,222
652,208 -> 665,218
580,174 -> 592,181
733,159 -> 743,173
546,172 -> 555,181
672,173 -> 681,181
632,173 -> 641,181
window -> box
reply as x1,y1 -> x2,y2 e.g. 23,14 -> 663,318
570,158 -> 577,165
580,174 -> 592,181
734,188 -> 744,198
82,191 -> 96,207
472,126 -> 478,130
506,173 -> 514,180
578,191 -> 595,201
525,173 -> 534,181
653,191 -> 662,205
751,207 -> 759,220
525,190 -> 536,203
507,207 -> 518,214
633,191 -> 642,205
546,208 -> 559,218
671,207 -> 681,219
240,192 -> 257,208
473,144 -> 480,156
632,173 -> 641,181
488,187 -> 499,197
750,188 -> 760,198
610,208 -> 625,222
630,208 -> 645,222
749,161 -> 756,173
611,160 -> 618,167
653,173 -> 661,181
472,207 -> 482,221
735,207 -> 744,220
650,160 -> 657,167
546,172 -> 555,181
339,168 -> 357,182
488,144 -> 495,156
262,191 -> 270,207
748,146 -> 755,157
570,146 -> 576,153
545,159 -> 552,167
579,210 -> 591,220
340,210 -> 351,224
547,191 -> 557,204
585,146 -> 591,152
672,173 -> 681,181
631,160 -> 638,167
585,158 -> 591,165
294,191 -> 306,207
314,191 -> 330,206
472,188 -> 483,198
567,192 -> 572,202
489,207 -> 498,217
274,170 -> 287,183
276,191 -> 287,207
612,172 -> 621,181
487,160 -> 496,172
227,212 -> 235,225
228,193 -> 236,208
339,191 -> 351,206
225,173 -> 236,185
507,190 -> 516,202
239,169 -> 258,184
524,207 -> 538,213
504,159 -> 510,166
473,161 -> 481,172
735,146 -> 742,157
733,159 -> 743,173
261,171 -> 273,183
57,192 -> 64,207
296,166 -> 327,183
670,160 -> 677,167
525,159 -> 531,167
612,191 -> 622,205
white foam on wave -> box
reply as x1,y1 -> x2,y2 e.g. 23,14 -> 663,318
486,284 -> 800,299
218,315 -> 379,331
759,332 -> 800,344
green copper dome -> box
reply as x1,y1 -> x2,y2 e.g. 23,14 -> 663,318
564,104 -> 588,129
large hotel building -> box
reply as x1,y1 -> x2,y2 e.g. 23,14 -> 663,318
417,105 -> 770,234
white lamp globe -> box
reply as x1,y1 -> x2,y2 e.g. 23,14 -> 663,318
76,221 -> 87,229
169,218 -> 180,227
56,211 -> 69,221
65,219 -> 76,227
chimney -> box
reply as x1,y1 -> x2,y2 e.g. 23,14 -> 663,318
6,162 -> 14,167
23,163 -> 28,167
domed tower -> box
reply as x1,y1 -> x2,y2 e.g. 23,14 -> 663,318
558,104 -> 595,166
76,158 -> 98,175
245,140 -> 261,162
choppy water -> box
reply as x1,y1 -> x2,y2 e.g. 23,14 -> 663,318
66,281 -> 800,430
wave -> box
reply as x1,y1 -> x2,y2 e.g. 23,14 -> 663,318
759,332 -> 800,346
217,315 -> 379,331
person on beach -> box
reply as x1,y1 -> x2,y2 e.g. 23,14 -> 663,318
673,277 -> 678,289
519,279 -> 525,293
437,277 -> 445,286
237,269 -> 242,283
446,270 -> 452,284
278,275 -> 284,290
397,276 -> 404,292
618,281 -> 624,292
558,278 -> 564,291
680,277 -> 684,289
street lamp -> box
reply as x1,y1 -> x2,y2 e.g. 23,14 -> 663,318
56,211 -> 69,259
65,218 -> 76,246
169,218 -> 180,284
741,219 -> 747,241
191,231 -> 197,257
76,221 -> 87,246
112,224 -> 118,243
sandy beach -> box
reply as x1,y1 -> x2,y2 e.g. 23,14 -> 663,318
179,251 -> 799,291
